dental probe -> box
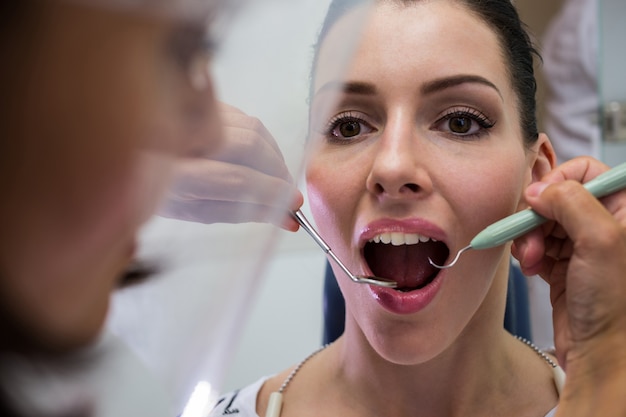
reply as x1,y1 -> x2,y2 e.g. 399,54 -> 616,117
430,161 -> 626,269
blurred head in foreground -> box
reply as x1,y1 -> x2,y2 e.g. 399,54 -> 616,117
0,0 -> 224,355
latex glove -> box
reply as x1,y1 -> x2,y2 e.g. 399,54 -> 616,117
512,156 -> 626,415
159,103 -> 303,231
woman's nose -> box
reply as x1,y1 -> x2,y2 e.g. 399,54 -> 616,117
365,118 -> 433,200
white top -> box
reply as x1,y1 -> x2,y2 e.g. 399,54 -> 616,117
209,376 -> 559,417
210,377 -> 268,416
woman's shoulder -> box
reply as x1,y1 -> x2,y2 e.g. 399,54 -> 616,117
209,376 -> 270,417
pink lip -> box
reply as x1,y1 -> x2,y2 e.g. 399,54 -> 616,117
359,218 -> 448,315
369,271 -> 445,315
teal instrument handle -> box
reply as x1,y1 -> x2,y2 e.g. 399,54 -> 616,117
470,161 -> 626,250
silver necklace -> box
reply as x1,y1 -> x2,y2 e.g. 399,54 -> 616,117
515,335 -> 565,395
265,343 -> 330,417
514,335 -> 559,368
265,337 -> 564,417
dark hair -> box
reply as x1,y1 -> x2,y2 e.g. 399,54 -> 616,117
310,0 -> 541,145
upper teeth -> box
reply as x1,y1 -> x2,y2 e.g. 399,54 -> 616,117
369,232 -> 437,246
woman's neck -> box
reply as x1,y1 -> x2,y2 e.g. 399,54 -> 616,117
326,326 -> 557,417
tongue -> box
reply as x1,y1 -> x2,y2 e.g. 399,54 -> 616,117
364,242 -> 442,289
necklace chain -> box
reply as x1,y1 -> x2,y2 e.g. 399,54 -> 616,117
267,336 -> 562,417
514,335 -> 559,369
278,336 -> 557,396
278,343 -> 330,393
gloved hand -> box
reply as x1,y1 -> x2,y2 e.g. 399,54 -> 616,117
159,102 -> 303,231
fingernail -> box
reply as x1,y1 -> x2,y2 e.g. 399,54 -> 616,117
526,181 -> 549,198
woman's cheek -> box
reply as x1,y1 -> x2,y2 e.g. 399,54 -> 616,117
465,161 -> 528,228
307,161 -> 347,235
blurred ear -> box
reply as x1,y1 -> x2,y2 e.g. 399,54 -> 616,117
530,133 -> 556,182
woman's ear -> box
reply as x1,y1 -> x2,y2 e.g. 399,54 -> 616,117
530,133 -> 556,182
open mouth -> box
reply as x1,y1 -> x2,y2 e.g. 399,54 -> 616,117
363,232 -> 449,292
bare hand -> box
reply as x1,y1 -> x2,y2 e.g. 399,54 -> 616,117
512,157 -> 626,370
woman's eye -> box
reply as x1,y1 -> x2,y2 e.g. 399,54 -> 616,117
449,116 -> 472,134
434,108 -> 495,138
338,120 -> 361,137
325,114 -> 376,142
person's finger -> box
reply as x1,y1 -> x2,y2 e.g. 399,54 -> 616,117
211,123 -> 293,182
511,226 -> 546,276
537,156 -> 609,185
219,102 -> 284,156
543,235 -> 572,261
169,159 -> 301,207
159,200 -> 300,231
539,158 -> 626,226
216,103 -> 293,181
526,179 -> 618,247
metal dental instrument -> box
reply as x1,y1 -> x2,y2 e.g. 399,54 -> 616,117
291,209 -> 397,288
430,161 -> 626,269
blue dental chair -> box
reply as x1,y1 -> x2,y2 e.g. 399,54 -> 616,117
322,260 -> 532,344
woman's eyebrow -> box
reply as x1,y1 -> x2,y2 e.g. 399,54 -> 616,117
421,75 -> 502,99
315,80 -> 378,96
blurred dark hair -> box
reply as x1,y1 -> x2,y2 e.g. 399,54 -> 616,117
310,0 -> 541,145
0,3 -> 24,25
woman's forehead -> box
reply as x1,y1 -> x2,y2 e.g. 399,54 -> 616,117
313,1 -> 511,99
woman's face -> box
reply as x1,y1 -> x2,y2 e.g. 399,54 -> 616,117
0,1 -> 221,352
307,1 -> 552,363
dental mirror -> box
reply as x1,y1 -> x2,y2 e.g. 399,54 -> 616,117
292,210 -> 397,288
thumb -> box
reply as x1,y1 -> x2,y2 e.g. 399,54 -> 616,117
525,180 -> 613,247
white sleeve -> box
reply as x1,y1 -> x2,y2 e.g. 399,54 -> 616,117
541,0 -> 600,163
208,377 -> 269,417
